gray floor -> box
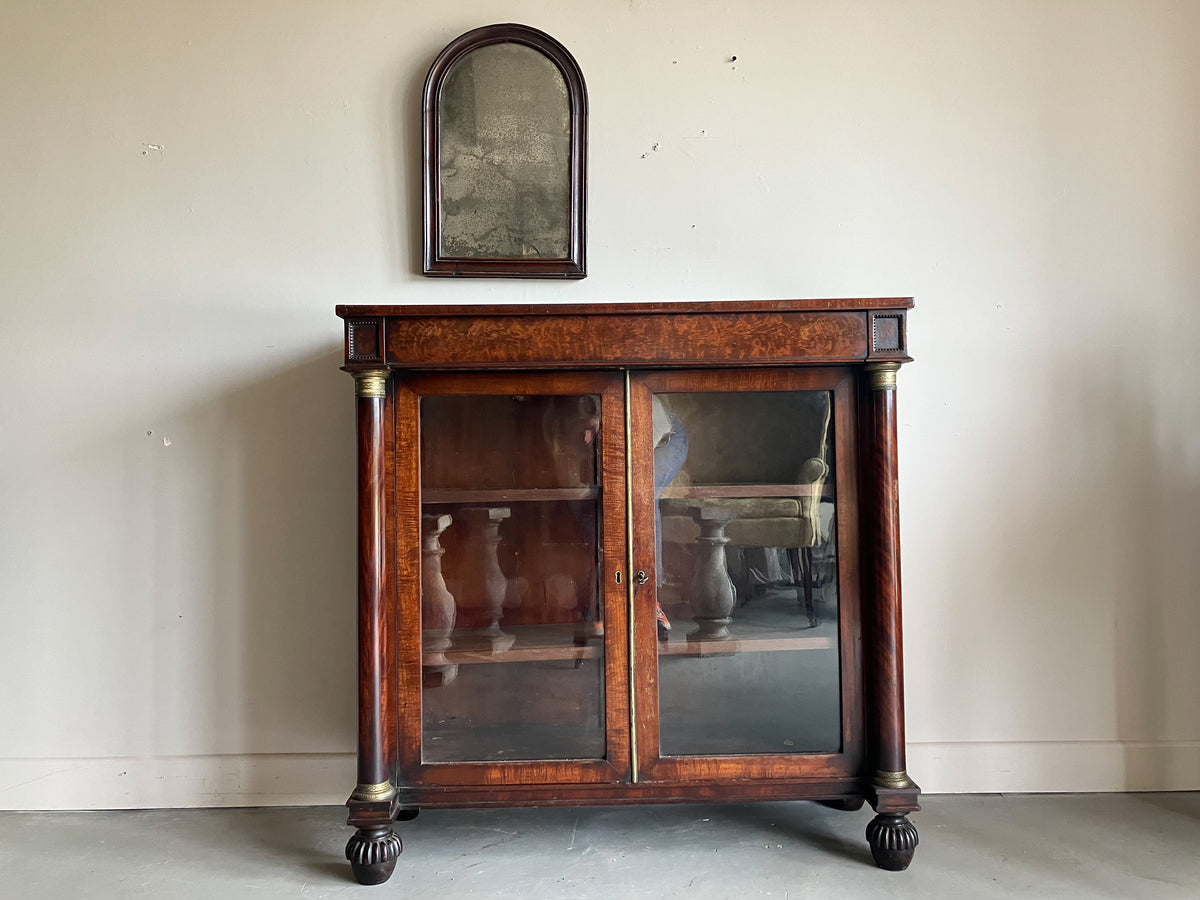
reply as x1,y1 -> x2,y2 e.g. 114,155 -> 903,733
1,794 -> 1197,898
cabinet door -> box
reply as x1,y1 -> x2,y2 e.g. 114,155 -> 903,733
629,368 -> 863,783
395,372 -> 631,785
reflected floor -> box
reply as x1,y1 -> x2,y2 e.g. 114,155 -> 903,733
658,585 -> 842,756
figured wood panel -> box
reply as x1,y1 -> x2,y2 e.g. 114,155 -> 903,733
398,776 -> 866,808
381,386 -> 399,782
597,375 -> 633,781
633,751 -> 858,784
355,390 -> 389,790
386,311 -> 868,369
413,758 -> 625,787
866,382 -> 906,775
394,381 -> 424,777
627,376 -> 660,779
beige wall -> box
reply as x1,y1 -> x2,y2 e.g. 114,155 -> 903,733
2,0 -> 1197,808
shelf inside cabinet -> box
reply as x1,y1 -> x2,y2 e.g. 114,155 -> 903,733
657,581 -> 839,657
659,634 -> 834,657
658,614 -> 837,658
660,483 -> 831,500
422,487 -> 599,504
424,624 -> 604,667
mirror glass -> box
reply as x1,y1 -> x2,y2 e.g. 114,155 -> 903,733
438,42 -> 571,260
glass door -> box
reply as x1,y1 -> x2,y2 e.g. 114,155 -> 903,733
629,368 -> 863,782
395,372 -> 629,785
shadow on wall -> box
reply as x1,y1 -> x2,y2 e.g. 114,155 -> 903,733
921,316 -> 1199,791
146,348 -> 358,780
390,35 -> 441,277
1032,329 -> 1200,789
1093,351 -> 1200,788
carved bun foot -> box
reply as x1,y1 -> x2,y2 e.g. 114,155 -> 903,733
866,814 -> 918,871
346,825 -> 403,885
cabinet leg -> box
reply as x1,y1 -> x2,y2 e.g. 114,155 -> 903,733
865,813 -> 919,871
345,824 -> 403,885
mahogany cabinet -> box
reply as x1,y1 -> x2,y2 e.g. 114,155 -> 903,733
336,299 -> 919,884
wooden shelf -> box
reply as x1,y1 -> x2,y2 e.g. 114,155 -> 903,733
657,595 -> 839,658
659,635 -> 835,657
422,620 -> 835,667
432,645 -> 601,665
424,624 -> 604,667
422,486 -> 598,504
661,483 -> 831,500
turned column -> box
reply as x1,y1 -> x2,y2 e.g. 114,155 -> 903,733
421,514 -> 458,686
458,506 -> 514,653
687,505 -> 737,641
863,361 -> 920,871
344,368 -> 402,885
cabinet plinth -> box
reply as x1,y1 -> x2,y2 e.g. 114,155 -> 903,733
338,299 -> 917,885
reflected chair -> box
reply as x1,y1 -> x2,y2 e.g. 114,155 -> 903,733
658,391 -> 832,630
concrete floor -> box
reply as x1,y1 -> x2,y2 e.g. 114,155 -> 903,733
1,794 -> 1197,899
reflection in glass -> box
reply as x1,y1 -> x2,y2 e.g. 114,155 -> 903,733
438,42 -> 571,259
654,391 -> 841,756
418,395 -> 604,762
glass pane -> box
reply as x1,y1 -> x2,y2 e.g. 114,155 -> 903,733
419,394 -> 604,762
653,391 -> 840,756
438,42 -> 571,259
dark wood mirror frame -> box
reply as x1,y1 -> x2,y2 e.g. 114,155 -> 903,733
422,23 -> 588,279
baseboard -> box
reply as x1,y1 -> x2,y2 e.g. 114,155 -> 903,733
908,740 -> 1200,794
0,753 -> 356,811
2,742 -> 1197,810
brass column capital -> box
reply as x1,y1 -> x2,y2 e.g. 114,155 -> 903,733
351,781 -> 396,802
864,361 -> 901,391
874,769 -> 915,790
352,369 -> 389,399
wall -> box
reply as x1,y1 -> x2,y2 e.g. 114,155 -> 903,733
1,0 -> 1197,808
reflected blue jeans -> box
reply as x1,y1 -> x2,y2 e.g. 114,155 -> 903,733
653,413 -> 689,584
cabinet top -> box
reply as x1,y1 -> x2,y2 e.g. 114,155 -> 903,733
336,298 -> 913,319
338,298 -> 913,370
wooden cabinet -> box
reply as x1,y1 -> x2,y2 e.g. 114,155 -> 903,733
337,299 -> 919,885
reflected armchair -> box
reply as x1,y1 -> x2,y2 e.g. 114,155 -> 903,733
658,391 -> 833,631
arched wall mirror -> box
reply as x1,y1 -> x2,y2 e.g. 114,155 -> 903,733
423,24 -> 588,278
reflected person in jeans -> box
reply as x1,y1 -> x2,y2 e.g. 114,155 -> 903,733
652,396 -> 688,641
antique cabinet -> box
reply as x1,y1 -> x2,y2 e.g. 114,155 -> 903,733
336,299 -> 919,885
